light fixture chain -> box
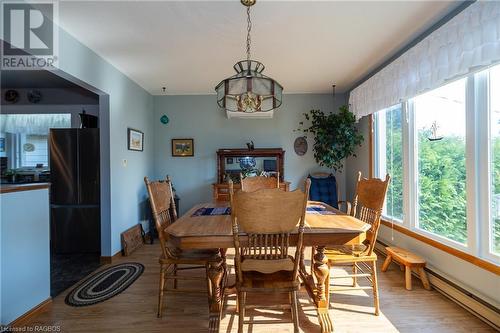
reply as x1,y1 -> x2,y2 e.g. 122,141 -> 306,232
246,6 -> 252,61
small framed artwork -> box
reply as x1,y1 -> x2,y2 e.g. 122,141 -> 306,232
172,138 -> 194,157
128,128 -> 144,151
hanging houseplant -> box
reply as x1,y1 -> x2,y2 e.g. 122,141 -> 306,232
297,105 -> 364,172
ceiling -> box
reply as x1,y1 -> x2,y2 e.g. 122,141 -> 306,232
58,1 -> 460,95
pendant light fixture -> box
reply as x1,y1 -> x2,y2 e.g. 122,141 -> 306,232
215,0 -> 283,114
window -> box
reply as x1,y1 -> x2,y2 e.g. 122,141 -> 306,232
0,114 -> 71,169
489,66 -> 500,255
374,104 -> 404,221
20,134 -> 49,167
414,79 -> 467,244
372,69 -> 500,264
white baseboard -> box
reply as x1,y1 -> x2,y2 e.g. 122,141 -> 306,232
375,241 -> 500,330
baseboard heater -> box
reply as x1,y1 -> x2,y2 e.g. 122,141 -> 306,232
375,241 -> 500,330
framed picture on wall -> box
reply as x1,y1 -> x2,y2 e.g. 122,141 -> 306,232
172,138 -> 194,157
128,128 -> 144,151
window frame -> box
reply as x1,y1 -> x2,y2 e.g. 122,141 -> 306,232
373,103 -> 405,224
480,69 -> 500,262
371,70 -> 500,266
411,77 -> 470,251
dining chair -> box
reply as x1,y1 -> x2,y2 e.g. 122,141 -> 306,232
144,176 -> 221,318
308,173 -> 339,209
239,172 -> 280,192
321,171 -> 390,316
229,179 -> 311,333
308,172 -> 353,211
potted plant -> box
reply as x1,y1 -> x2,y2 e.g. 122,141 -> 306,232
297,105 -> 363,172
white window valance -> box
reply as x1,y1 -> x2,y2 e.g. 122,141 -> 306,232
0,114 -> 71,135
349,1 -> 500,119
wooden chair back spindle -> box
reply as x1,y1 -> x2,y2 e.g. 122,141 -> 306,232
240,172 -> 280,192
351,172 -> 390,255
229,179 -> 310,281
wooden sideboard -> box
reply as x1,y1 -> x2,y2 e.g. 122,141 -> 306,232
213,181 -> 291,201
213,148 -> 290,201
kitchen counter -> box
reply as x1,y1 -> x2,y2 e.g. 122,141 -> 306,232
0,182 -> 50,194
1,182 -> 50,325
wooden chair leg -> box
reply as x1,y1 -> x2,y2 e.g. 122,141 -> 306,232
371,261 -> 380,316
291,291 -> 300,333
352,264 -> 357,287
157,264 -> 166,318
235,294 -> 239,313
238,291 -> 246,333
405,266 -> 412,291
381,254 -> 392,272
173,264 -> 178,289
310,247 -> 315,275
418,267 -> 431,290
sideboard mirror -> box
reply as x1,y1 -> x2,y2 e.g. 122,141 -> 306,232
216,148 -> 285,183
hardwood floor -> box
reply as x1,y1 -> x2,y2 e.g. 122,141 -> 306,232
24,243 -> 495,333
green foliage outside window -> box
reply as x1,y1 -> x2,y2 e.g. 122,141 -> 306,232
382,110 -> 468,244
384,114 -> 500,250
417,132 -> 467,244
384,108 -> 403,220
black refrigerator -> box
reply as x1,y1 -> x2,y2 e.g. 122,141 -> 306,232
49,128 -> 100,254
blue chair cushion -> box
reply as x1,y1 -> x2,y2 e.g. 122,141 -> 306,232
308,174 -> 338,209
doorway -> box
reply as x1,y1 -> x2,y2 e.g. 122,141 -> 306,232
1,70 -> 103,297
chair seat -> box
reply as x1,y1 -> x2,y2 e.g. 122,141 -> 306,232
325,245 -> 377,263
238,270 -> 300,291
160,247 -> 220,265
241,256 -> 294,274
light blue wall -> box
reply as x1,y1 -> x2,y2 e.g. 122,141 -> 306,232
57,28 -> 155,255
153,94 -> 347,214
1,189 -> 50,325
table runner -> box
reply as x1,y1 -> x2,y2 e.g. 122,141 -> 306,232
192,206 -> 336,216
192,207 -> 231,216
307,205 -> 337,215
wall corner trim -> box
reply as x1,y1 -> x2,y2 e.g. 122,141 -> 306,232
100,249 -> 123,264
8,298 -> 52,328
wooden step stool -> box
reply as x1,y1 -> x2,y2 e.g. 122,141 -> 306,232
381,246 -> 431,291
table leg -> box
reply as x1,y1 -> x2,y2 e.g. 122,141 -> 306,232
208,259 -> 225,333
300,246 -> 333,333
313,246 -> 333,333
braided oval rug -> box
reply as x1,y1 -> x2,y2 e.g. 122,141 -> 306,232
65,262 -> 144,307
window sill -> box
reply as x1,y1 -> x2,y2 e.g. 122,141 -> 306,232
380,219 -> 500,275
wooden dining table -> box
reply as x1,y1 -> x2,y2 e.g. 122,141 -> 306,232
165,201 -> 370,333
